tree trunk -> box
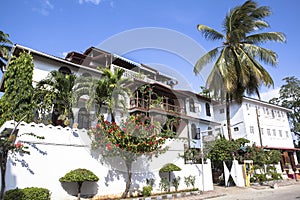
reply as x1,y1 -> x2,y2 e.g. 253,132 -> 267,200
77,182 -> 83,200
122,160 -> 132,198
0,150 -> 8,200
256,107 -> 263,147
226,93 -> 232,141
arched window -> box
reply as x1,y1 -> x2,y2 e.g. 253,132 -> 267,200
59,66 -> 71,76
189,98 -> 195,112
191,124 -> 199,139
78,107 -> 90,129
205,103 -> 211,116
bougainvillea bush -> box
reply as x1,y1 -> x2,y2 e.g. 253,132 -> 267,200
89,115 -> 176,198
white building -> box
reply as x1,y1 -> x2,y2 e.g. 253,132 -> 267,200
0,44 -> 219,199
214,96 -> 298,170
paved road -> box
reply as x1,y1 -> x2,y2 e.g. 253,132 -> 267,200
211,184 -> 300,200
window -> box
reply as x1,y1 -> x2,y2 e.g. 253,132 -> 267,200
77,107 -> 90,129
205,103 -> 211,116
246,104 -> 249,110
286,131 -> 289,138
59,66 -> 71,76
260,128 -> 264,135
189,98 -> 195,112
191,124 -> 199,139
267,129 -> 271,136
271,110 -> 275,118
219,108 -> 224,114
273,129 -> 276,136
208,127 -> 213,135
250,126 -> 254,134
279,130 -> 282,137
234,127 -> 239,132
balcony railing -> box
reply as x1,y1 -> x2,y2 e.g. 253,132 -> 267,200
111,64 -> 155,84
130,98 -> 186,115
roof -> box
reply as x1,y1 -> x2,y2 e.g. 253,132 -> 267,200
263,146 -> 300,151
176,89 -> 216,103
243,96 -> 293,112
0,44 -> 105,92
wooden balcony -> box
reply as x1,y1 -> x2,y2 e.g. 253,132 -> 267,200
129,98 -> 186,115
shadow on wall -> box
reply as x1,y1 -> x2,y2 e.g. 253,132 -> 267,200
60,182 -> 99,198
91,149 -> 155,196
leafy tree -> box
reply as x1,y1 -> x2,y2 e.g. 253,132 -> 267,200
207,138 -> 240,169
194,0 -> 286,140
59,168 -> 99,200
33,70 -> 76,126
0,31 -> 12,68
89,115 -> 175,198
0,51 -> 35,126
208,138 -> 281,174
95,67 -> 131,122
270,76 -> 300,134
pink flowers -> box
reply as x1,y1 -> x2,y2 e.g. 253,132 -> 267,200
15,141 -> 23,148
106,143 -> 112,151
96,124 -> 101,129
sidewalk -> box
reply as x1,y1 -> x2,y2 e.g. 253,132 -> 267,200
176,179 -> 300,200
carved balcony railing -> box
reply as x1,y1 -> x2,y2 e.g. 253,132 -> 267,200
129,98 -> 186,115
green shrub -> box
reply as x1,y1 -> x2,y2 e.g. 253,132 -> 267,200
251,173 -> 267,184
270,172 -> 282,180
4,187 -> 50,200
142,186 -> 152,197
184,175 -> 196,188
172,176 -> 181,191
159,178 -> 170,192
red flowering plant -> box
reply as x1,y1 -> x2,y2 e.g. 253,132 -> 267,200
88,114 -> 176,198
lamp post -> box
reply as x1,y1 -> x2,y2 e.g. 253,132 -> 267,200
200,130 -> 205,193
197,128 -> 212,193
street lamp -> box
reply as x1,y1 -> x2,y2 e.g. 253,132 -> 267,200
197,128 -> 212,193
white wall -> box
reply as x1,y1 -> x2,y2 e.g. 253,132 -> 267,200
0,121 -> 213,200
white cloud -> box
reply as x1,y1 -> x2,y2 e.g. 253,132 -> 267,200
259,88 -> 280,102
79,0 -> 101,5
32,0 -> 54,16
62,52 -> 69,58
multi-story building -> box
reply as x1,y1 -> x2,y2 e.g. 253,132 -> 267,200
214,96 -> 298,171
0,44 -> 298,198
1,44 -> 220,151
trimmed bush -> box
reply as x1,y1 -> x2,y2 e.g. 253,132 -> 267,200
142,186 -> 152,197
4,187 -> 50,200
59,168 -> 99,200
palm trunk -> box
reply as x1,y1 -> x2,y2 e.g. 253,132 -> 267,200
226,93 -> 232,141
122,160 -> 132,198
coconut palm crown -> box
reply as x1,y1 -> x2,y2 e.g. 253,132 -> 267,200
194,0 -> 286,140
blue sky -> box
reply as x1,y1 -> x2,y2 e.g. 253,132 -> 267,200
1,0 -> 300,100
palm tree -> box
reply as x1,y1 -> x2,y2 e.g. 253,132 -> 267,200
72,75 -> 98,111
34,70 -> 76,126
0,31 -> 13,68
95,67 -> 131,122
194,0 -> 286,140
